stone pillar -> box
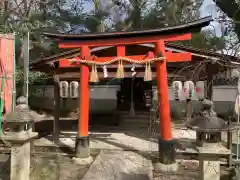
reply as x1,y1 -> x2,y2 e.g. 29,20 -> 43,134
198,143 -> 230,180
73,45 -> 93,165
11,142 -> 32,180
199,155 -> 220,180
1,96 -> 38,180
154,41 -> 177,171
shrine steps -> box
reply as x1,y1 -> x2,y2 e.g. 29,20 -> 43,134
118,111 -> 150,129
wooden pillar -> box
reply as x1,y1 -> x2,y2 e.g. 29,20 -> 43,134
76,46 -> 90,159
53,75 -> 60,144
130,77 -> 135,116
206,63 -> 213,100
155,41 -> 175,165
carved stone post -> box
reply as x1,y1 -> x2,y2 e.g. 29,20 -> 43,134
0,96 -> 38,180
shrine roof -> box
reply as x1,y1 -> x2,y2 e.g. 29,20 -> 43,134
43,16 -> 212,41
30,43 -> 239,71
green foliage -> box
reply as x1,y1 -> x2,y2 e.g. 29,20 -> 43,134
1,0 -> 87,85
111,0 -> 203,30
180,31 -> 226,51
1,0 -> 230,86
16,67 -> 51,87
110,0 -> 225,50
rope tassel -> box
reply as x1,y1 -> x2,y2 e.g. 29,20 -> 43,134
90,63 -> 99,83
144,62 -> 152,81
116,60 -> 125,79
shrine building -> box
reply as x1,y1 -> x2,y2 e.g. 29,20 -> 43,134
30,16 -> 231,166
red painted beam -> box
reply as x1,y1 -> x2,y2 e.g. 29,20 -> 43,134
117,45 -> 126,56
58,52 -> 191,68
166,51 -> 192,62
59,33 -> 191,48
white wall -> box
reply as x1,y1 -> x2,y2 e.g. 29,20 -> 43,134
153,85 -> 238,102
90,85 -> 119,99
29,85 -> 238,117
31,85 -> 238,102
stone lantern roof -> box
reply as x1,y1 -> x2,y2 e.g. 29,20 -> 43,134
186,99 -> 235,132
0,96 -> 39,144
5,96 -> 33,124
4,96 -> 47,124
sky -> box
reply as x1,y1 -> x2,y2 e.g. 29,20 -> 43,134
200,0 -> 222,37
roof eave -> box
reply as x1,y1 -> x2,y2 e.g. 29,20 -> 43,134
43,16 -> 213,41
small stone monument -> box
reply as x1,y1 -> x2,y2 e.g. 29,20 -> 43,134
0,96 -> 38,180
186,99 -> 234,180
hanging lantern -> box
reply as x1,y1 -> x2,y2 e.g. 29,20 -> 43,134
172,81 -> 182,101
59,81 -> 69,98
195,81 -> 205,100
69,81 -> 79,98
183,81 -> 195,100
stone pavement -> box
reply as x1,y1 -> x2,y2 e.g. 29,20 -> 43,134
81,150 -> 153,180
32,126 -> 236,180
34,127 -> 197,152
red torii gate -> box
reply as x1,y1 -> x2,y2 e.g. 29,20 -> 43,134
43,16 -> 212,166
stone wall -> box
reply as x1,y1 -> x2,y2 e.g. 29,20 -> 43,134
29,85 -> 238,119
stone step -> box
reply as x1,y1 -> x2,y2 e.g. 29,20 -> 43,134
120,121 -> 148,125
120,116 -> 148,119
81,151 -> 153,180
119,123 -> 148,128
118,111 -> 150,115
119,113 -> 149,116
120,122 -> 148,125
119,126 -> 149,129
120,117 -> 149,121
119,115 -> 149,119
119,119 -> 149,122
120,123 -> 149,126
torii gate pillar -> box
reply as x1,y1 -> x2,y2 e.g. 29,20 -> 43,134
155,41 -> 176,167
72,46 -> 93,165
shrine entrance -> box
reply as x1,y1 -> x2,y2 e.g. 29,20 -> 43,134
42,16 -> 212,167
118,78 -> 152,111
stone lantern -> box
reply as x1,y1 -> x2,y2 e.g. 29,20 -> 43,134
186,99 -> 234,180
0,96 -> 38,180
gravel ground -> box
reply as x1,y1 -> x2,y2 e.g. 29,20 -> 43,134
152,160 -> 234,180
153,172 -> 198,180
30,154 -> 89,180
152,161 -> 199,180
0,150 -> 99,180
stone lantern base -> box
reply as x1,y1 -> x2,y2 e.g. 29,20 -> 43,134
197,143 -> 230,180
1,132 -> 38,180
